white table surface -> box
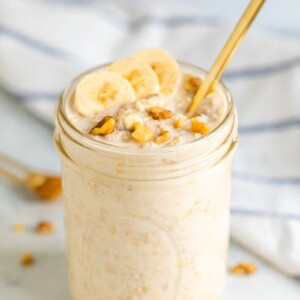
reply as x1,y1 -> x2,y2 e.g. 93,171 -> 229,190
0,88 -> 300,299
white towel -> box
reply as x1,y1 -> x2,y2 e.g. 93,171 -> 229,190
1,0 -> 300,278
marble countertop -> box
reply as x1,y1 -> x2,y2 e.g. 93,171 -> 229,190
0,88 -> 299,299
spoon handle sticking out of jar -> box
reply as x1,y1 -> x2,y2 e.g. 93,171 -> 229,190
187,0 -> 266,117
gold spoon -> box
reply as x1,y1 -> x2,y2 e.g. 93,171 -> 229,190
0,152 -> 61,201
188,0 -> 266,116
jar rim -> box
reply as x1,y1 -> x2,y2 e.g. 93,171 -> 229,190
57,61 -> 234,156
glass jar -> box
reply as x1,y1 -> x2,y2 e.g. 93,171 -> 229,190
55,62 -> 238,300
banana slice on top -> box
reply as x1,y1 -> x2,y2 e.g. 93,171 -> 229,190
131,49 -> 180,96
108,58 -> 160,99
74,70 -> 136,117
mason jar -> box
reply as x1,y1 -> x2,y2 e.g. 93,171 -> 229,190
55,62 -> 238,300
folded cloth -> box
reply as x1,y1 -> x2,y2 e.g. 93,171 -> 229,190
1,0 -> 300,278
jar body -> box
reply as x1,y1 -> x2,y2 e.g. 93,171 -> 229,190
55,63 -> 237,300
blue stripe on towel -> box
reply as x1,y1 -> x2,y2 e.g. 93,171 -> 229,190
223,56 -> 300,79
239,118 -> 300,133
231,208 -> 300,222
0,25 -> 79,61
233,171 -> 300,186
1,22 -> 300,78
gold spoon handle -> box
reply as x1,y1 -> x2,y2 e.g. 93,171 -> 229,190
188,0 -> 266,116
0,153 -> 32,186
0,168 -> 27,185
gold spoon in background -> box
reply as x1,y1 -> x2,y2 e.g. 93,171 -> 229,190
188,0 -> 266,117
0,153 -> 61,201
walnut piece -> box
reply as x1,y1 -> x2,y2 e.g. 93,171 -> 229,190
21,252 -> 34,266
190,118 -> 210,135
173,117 -> 185,129
36,221 -> 55,234
131,122 -> 154,143
89,116 -> 116,135
230,262 -> 257,275
155,131 -> 171,144
184,74 -> 214,94
184,74 -> 202,93
148,106 -> 174,120
13,223 -> 25,233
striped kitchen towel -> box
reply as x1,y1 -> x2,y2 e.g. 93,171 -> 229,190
1,0 -> 300,278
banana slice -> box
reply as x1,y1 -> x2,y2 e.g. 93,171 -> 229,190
108,58 -> 160,99
74,70 -> 136,117
131,49 -> 180,96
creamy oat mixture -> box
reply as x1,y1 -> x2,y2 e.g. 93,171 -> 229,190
66,73 -> 227,148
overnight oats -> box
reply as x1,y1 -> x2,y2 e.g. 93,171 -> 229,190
55,49 -> 238,300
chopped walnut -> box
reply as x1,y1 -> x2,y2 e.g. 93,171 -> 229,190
155,131 -> 171,144
184,74 -> 202,93
36,221 -> 55,234
148,106 -> 174,120
89,116 -> 116,135
173,117 -> 185,129
21,252 -> 34,266
131,122 -> 154,143
184,74 -> 215,95
13,223 -> 25,233
230,262 -> 257,275
190,118 -> 210,135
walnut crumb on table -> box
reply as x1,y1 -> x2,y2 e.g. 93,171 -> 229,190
13,223 -> 25,232
36,221 -> 55,234
230,262 -> 257,275
21,252 -> 34,266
